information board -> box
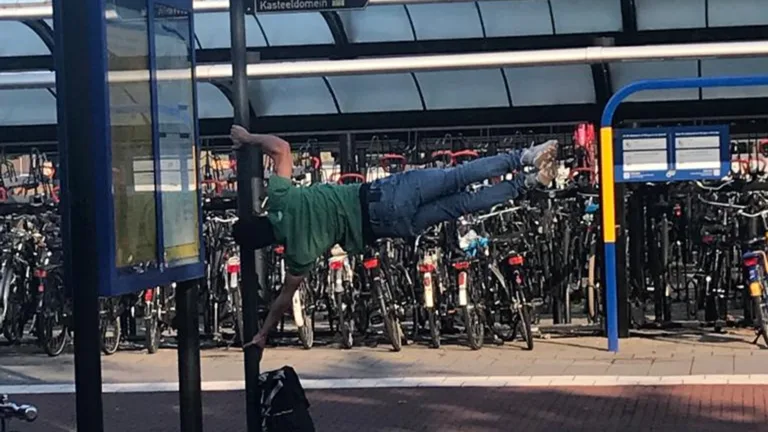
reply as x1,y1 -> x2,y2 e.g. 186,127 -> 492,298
255,0 -> 368,13
614,126 -> 729,183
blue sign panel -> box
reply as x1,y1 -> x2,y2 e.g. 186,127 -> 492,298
614,126 -> 730,183
55,0 -> 203,297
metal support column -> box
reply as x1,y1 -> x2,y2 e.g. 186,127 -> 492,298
627,185 -> 645,333
356,145 -> 367,177
614,182 -> 630,338
310,147 -> 321,183
230,1 -> 263,431
339,133 -> 355,174
177,280 -> 203,432
54,0 -> 105,430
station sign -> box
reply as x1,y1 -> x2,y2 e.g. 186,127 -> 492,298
614,126 -> 730,183
255,0 -> 368,13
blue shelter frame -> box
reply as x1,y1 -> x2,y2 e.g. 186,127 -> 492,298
53,0 -> 205,430
599,75 -> 768,353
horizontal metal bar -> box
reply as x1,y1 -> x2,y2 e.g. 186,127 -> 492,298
2,40 -> 768,90
0,0 -> 493,21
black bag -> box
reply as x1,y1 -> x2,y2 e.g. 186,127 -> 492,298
260,366 -> 316,432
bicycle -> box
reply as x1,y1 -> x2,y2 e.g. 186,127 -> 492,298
0,395 -> 37,432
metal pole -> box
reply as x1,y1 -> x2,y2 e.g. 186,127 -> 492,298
7,41 -> 768,89
53,0 -> 105,430
229,1 -> 263,431
339,133 -> 355,174
177,280 -> 203,432
0,0 -> 513,20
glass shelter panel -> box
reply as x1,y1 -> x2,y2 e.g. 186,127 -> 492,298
154,3 -> 200,266
106,0 -> 159,270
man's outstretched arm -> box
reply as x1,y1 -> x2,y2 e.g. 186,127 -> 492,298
230,125 -> 293,179
243,273 -> 304,349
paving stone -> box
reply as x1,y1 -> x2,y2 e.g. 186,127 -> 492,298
11,385 -> 768,432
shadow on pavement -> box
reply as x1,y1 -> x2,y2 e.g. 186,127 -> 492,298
7,384 -> 768,432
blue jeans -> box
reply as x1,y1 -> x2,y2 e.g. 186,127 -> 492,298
367,151 -> 529,238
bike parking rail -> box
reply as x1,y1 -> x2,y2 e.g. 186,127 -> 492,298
600,75 -> 768,353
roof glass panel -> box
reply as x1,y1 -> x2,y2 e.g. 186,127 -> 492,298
196,83 -> 233,119
415,69 -> 508,110
406,3 -> 483,40
0,22 -> 50,57
701,58 -> 768,99
709,0 -> 768,27
338,6 -> 414,43
250,78 -> 337,116
505,65 -> 595,106
327,73 -> 421,113
257,13 -> 333,46
610,60 -> 700,102
193,13 -> 267,49
635,0 -> 705,30
478,0 -> 554,38
0,89 -> 56,126
550,0 -> 622,34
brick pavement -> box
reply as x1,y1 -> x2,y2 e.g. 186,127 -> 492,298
7,386 -> 768,432
2,331 -> 768,385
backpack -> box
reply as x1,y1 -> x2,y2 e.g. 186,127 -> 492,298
260,366 -> 316,432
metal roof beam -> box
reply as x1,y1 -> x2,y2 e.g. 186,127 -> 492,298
3,40 -> 768,90
0,0 -> 503,21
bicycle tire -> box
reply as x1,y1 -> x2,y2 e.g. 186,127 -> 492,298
145,314 -> 161,354
587,254 -> 597,322
230,285 -> 245,346
39,274 -> 68,357
377,278 -> 403,352
463,271 -> 484,350
296,286 -> 314,350
100,314 -> 121,356
427,308 -> 440,349
464,306 -> 484,350
518,305 -> 534,351
753,296 -> 768,348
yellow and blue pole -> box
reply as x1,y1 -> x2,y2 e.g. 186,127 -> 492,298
599,125 -> 619,352
600,75 -> 768,352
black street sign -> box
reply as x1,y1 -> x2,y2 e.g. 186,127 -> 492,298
255,0 -> 369,13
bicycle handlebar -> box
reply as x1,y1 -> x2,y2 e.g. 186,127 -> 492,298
336,173 -> 366,184
694,180 -> 733,191
0,395 -> 38,422
738,208 -> 768,218
697,195 -> 747,210
210,216 -> 238,224
477,206 -> 523,221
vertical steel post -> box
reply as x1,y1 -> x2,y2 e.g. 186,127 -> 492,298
230,1 -> 264,431
177,280 -> 203,432
339,133 -> 355,174
53,0 -> 105,430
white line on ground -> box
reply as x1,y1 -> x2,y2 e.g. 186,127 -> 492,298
2,375 -> 767,395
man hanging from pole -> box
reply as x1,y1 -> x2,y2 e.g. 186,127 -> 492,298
230,125 -> 559,349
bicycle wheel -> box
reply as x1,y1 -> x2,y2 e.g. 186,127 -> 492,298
753,296 -> 768,348
427,308 -> 440,349
376,279 -> 402,352
463,272 -> 484,350
295,285 -> 314,350
336,290 -> 354,350
587,254 -> 597,322
144,289 -> 162,354
230,285 -> 244,346
2,272 -> 24,344
517,303 -> 534,351
38,274 -> 68,357
100,312 -> 121,355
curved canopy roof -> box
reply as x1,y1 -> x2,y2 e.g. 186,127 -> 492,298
1,0 -> 768,131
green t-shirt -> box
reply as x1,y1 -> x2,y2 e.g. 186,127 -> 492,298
267,176 -> 365,275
